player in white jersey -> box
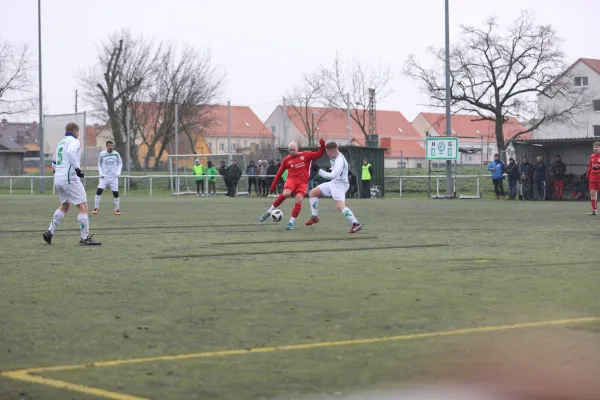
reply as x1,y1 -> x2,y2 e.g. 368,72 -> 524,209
305,142 -> 362,233
93,140 -> 123,215
43,122 -> 101,245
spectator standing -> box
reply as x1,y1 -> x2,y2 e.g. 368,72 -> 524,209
192,159 -> 206,197
534,156 -> 547,200
246,160 -> 258,195
219,161 -> 229,196
226,159 -> 242,197
488,153 -> 505,199
206,160 -> 217,196
519,156 -> 534,200
361,158 -> 373,199
505,157 -> 519,200
266,160 -> 278,197
551,155 -> 567,200
259,160 -> 268,196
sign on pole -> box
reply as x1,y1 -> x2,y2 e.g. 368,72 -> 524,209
426,137 -> 458,161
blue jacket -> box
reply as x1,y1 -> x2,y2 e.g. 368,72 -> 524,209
488,160 -> 505,179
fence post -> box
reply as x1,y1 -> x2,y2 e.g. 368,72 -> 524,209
436,176 -> 440,196
124,177 -> 127,197
399,177 -> 403,198
149,176 -> 153,197
477,177 -> 481,198
52,181 -> 55,195
31,177 -> 33,194
9,177 -> 12,194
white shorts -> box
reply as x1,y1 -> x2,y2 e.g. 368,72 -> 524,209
317,182 -> 348,201
98,176 -> 119,192
56,183 -> 87,205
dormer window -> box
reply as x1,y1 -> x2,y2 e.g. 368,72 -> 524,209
574,76 -> 589,87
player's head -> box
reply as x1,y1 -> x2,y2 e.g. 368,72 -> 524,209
594,142 -> 600,154
493,153 -> 499,160
106,140 -> 114,153
363,158 -> 368,165
325,142 -> 339,158
65,122 -> 80,138
195,159 -> 200,165
287,141 -> 299,157
536,156 -> 543,163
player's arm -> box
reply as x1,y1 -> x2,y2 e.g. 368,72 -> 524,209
319,157 -> 344,180
116,152 -> 123,176
67,141 -> 84,178
98,152 -> 104,178
305,138 -> 326,161
270,158 -> 288,192
52,149 -> 57,174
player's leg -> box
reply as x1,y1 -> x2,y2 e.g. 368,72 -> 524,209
287,182 -> 308,230
94,177 -> 108,214
260,187 -> 292,222
71,183 -> 101,245
558,180 -> 564,199
305,184 -> 328,226
331,185 -> 361,233
589,181 -> 598,215
107,178 -> 120,214
44,186 -> 71,244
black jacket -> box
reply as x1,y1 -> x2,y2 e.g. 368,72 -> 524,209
219,164 -> 228,181
551,160 -> 567,180
534,162 -> 547,182
266,164 -> 278,178
519,162 -> 534,181
505,161 -> 520,181
227,164 -> 242,180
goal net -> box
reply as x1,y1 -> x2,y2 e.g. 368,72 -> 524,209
168,154 -> 248,196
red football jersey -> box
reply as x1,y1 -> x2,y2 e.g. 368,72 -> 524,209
587,153 -> 600,182
271,146 -> 325,190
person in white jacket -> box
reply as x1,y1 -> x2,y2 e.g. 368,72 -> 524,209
93,140 -> 123,215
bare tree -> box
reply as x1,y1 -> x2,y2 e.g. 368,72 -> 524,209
320,54 -> 392,138
405,11 -> 592,159
80,30 -> 160,168
0,41 -> 35,116
134,45 -> 223,170
285,70 -> 330,146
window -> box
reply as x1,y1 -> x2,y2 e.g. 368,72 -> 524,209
594,125 -> 600,137
219,143 -> 225,152
231,143 -> 236,152
271,125 -> 276,133
575,76 -> 589,87
244,121 -> 251,128
207,142 -> 213,150
594,100 -> 600,112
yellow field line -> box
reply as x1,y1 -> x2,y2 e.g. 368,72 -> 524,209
9,316 -> 600,375
1,371 -> 149,400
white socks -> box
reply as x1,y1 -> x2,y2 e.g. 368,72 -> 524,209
290,217 -> 296,224
310,197 -> 319,216
48,209 -> 66,234
268,205 -> 276,213
114,197 -> 120,211
77,214 -> 89,239
94,195 -> 101,209
341,207 -> 358,224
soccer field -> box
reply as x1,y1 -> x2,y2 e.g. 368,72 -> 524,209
1,195 -> 599,399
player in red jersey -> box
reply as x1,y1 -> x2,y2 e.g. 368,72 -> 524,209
259,138 -> 325,229
587,142 -> 600,215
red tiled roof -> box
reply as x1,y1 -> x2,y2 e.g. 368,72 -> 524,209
419,113 -> 531,141
380,137 -> 425,158
580,58 -> 600,75
205,105 -> 273,139
282,106 -> 421,141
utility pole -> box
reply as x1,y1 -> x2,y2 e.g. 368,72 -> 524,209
227,100 -> 231,162
37,0 -> 44,193
346,93 -> 351,145
444,0 -> 453,197
75,89 -> 78,113
283,97 -> 287,146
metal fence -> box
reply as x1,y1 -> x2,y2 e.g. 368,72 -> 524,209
0,174 -> 493,198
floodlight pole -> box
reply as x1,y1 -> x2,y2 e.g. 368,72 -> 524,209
283,97 -> 287,146
227,100 -> 231,162
37,0 -> 45,193
346,93 -> 351,145
444,0 -> 453,196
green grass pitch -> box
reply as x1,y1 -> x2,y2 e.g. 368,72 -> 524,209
1,195 -> 599,399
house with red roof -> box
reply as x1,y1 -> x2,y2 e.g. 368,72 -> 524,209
264,105 -> 426,168
535,58 -> 600,139
412,112 -> 528,164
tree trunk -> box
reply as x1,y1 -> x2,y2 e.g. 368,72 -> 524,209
494,117 -> 507,162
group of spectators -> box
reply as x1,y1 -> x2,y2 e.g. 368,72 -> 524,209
488,154 -> 568,200
192,159 -> 243,197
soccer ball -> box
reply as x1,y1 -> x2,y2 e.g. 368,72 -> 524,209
271,209 -> 283,222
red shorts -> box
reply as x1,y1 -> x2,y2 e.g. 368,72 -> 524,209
589,181 -> 600,191
554,180 -> 564,187
284,179 -> 308,197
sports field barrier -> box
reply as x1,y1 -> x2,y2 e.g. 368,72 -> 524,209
0,174 -> 496,198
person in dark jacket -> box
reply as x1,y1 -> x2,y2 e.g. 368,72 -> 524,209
534,156 -> 547,200
551,155 -> 567,200
226,159 -> 242,197
246,161 -> 258,195
505,157 -> 520,200
219,161 -> 229,196
488,153 -> 505,199
519,157 -> 534,200
266,160 -> 278,197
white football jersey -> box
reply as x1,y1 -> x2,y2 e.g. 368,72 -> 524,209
53,135 -> 81,185
98,150 -> 122,177
319,152 -> 349,186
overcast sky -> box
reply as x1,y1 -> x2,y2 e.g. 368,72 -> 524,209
1,0 -> 597,123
